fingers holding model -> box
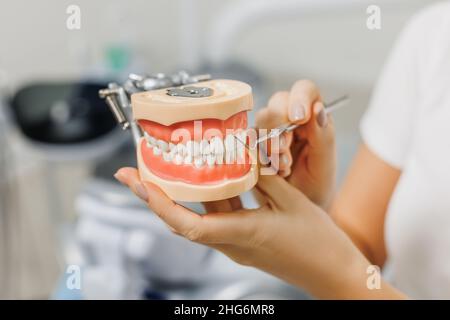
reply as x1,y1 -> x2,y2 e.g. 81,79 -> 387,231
256,80 -> 336,208
115,167 -> 401,299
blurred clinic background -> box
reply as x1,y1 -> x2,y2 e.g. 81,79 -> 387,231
0,0 -> 438,299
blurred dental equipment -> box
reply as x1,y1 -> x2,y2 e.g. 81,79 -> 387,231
7,82 -> 126,231
0,80 -> 128,298
8,82 -> 125,161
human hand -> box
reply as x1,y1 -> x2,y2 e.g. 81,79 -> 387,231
114,167 -> 374,299
256,80 -> 336,208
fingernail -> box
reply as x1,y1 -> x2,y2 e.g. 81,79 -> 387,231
289,104 -> 305,122
315,103 -> 328,128
114,171 -> 126,185
281,154 -> 289,164
134,182 -> 149,202
258,143 -> 271,166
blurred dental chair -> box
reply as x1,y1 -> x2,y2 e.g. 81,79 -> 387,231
7,80 -> 128,232
8,81 -> 126,161
2,81 -> 129,298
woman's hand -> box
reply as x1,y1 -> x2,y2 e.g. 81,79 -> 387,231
114,167 -> 402,299
256,80 -> 336,208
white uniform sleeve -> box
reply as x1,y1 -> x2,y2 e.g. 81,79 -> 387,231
360,15 -> 424,169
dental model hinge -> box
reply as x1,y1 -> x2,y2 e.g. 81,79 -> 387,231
98,71 -> 211,143
126,71 -> 211,92
166,86 -> 213,98
99,83 -> 130,130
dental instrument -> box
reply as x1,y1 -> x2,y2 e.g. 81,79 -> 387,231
251,95 -> 350,147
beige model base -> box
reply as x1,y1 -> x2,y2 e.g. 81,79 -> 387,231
137,141 -> 258,202
131,79 -> 253,126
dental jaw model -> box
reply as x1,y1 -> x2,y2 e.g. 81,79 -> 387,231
132,79 -> 258,202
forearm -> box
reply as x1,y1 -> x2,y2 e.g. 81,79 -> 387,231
299,237 -> 405,299
330,209 -> 381,265
252,206 -> 406,300
309,248 -> 406,299
328,145 -> 401,266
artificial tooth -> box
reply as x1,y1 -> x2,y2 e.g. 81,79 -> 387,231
163,151 -> 172,162
236,131 -> 247,164
157,139 -> 169,152
144,132 -> 156,147
186,141 -> 193,156
149,137 -> 156,146
183,155 -> 193,165
206,154 -> 216,167
176,143 -> 186,156
194,156 -> 204,168
216,153 -> 224,165
169,142 -> 176,151
173,154 -> 184,165
210,136 -> 224,155
186,141 -> 192,152
169,147 -> 177,157
194,141 -> 201,156
153,146 -> 162,156
186,140 -> 200,157
200,139 -> 210,155
225,134 -> 236,164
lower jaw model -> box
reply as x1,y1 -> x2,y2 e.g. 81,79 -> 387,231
131,79 -> 258,202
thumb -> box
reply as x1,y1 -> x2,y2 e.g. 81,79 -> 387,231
256,174 -> 309,210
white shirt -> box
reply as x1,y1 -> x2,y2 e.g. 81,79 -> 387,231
360,2 -> 450,299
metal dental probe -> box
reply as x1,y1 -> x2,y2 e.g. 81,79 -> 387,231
235,95 -> 350,150
99,75 -> 348,152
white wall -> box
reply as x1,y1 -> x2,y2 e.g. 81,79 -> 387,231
0,0 -> 434,91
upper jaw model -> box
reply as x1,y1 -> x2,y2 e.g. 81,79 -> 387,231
131,79 -> 259,202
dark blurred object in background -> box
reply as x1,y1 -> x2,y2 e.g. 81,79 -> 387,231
10,82 -> 116,144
